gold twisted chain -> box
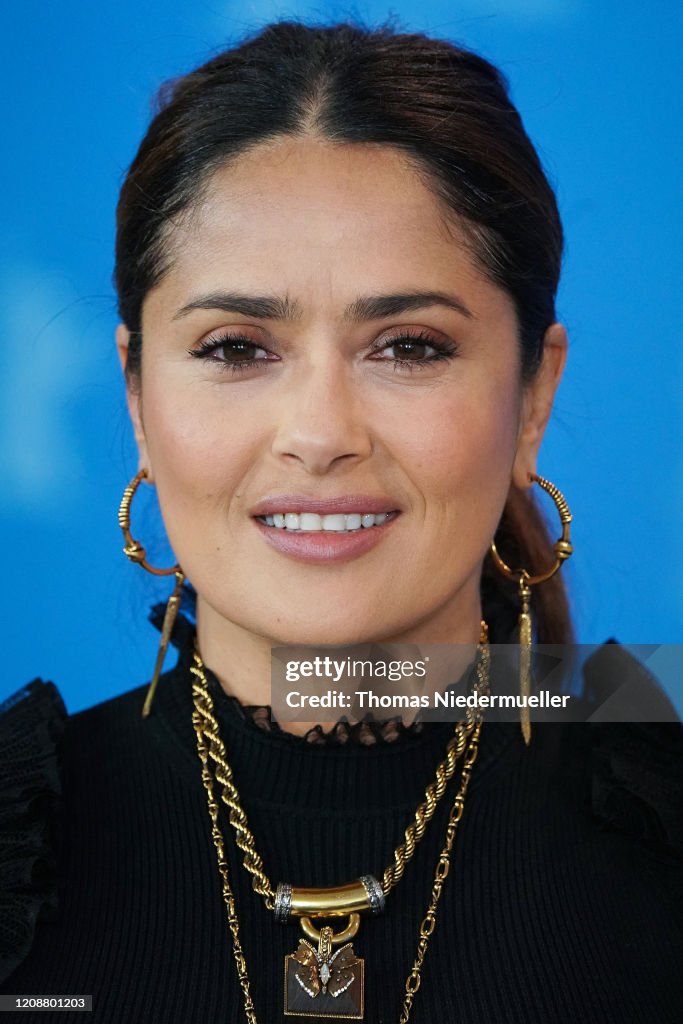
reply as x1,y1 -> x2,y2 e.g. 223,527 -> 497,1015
190,626 -> 489,1022
191,674 -> 275,906
189,624 -> 486,907
193,706 -> 259,1024
398,717 -> 483,1022
379,704 -> 473,895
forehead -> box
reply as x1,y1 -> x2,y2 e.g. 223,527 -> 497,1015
147,136 -> 513,325
175,138 -> 460,264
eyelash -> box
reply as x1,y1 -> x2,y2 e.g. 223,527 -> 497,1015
189,329 -> 459,374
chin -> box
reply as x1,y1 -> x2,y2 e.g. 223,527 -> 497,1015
260,615 -> 395,649
274,626 -> 377,648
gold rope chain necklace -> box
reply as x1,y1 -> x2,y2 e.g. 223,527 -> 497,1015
189,623 -> 490,1022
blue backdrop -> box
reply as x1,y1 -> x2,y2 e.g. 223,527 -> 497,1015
2,2 -> 681,714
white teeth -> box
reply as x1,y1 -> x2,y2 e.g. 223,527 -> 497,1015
260,512 -> 394,532
322,514 -> 347,532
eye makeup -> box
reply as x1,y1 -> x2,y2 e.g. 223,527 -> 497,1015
189,328 -> 459,375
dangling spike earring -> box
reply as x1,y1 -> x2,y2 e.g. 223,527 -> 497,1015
118,468 -> 185,717
517,574 -> 533,745
489,472 -> 573,745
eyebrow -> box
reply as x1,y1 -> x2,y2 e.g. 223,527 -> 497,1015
171,290 -> 474,322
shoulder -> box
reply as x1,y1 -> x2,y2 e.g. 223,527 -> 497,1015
577,641 -> 683,862
587,717 -> 683,857
61,679 -> 150,763
0,675 -> 162,986
583,716 -> 683,930
580,639 -> 680,722
0,679 -> 68,984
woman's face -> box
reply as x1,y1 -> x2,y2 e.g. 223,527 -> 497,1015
118,137 -> 566,647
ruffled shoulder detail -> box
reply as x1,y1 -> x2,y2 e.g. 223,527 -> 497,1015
0,680 -> 68,985
585,642 -> 683,858
590,720 -> 683,855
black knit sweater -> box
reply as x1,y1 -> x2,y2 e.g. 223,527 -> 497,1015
1,616 -> 682,1023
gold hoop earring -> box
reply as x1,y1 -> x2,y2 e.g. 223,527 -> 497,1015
118,468 -> 185,718
489,472 -> 573,746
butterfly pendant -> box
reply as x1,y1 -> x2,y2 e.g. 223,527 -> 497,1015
284,926 -> 364,1018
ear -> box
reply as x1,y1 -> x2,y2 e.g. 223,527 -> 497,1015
116,324 -> 152,479
511,323 -> 568,489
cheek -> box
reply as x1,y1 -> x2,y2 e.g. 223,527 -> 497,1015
394,380 -> 520,518
413,388 -> 520,588
138,378 -> 261,535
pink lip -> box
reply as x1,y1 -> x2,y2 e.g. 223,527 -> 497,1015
250,494 -> 400,516
253,512 -> 400,564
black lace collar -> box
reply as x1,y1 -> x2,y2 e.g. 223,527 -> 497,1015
150,603 -> 478,748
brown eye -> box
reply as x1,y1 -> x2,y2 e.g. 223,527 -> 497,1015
190,333 -> 272,371
386,339 -> 431,360
218,339 -> 266,361
370,331 -> 459,371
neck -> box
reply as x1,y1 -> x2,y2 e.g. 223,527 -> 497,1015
195,585 -> 485,737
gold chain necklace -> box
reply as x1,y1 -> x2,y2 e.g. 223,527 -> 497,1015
189,624 -> 489,1022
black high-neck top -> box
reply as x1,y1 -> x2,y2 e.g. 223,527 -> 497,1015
0,617 -> 682,1023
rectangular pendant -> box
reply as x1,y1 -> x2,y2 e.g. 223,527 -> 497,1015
284,938 -> 364,1019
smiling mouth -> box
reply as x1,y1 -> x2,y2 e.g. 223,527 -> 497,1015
255,511 -> 400,533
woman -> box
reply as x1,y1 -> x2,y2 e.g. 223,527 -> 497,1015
1,19 -> 681,1023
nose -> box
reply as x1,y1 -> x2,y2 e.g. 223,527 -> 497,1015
270,355 -> 373,475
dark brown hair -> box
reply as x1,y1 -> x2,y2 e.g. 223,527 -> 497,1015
114,18 -> 574,643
